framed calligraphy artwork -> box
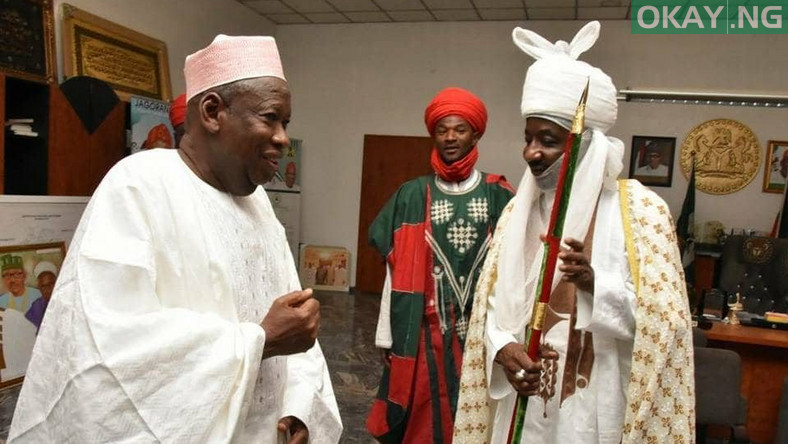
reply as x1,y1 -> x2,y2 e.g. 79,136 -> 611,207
0,0 -> 57,83
61,3 -> 172,101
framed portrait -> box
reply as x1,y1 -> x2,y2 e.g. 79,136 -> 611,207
0,242 -> 65,389
629,136 -> 676,187
299,245 -> 350,292
61,3 -> 172,101
0,0 -> 57,83
763,140 -> 788,194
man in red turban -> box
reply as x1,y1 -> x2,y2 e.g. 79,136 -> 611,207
367,87 -> 514,443
169,94 -> 187,148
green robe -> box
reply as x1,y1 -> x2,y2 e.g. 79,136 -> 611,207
366,172 -> 513,443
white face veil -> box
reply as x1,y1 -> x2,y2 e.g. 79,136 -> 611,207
493,21 -> 625,334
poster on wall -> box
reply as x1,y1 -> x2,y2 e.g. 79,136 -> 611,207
0,195 -> 89,249
268,191 -> 301,261
264,138 -> 301,191
265,138 -> 302,264
1,242 -> 65,389
130,96 -> 174,154
0,196 -> 88,391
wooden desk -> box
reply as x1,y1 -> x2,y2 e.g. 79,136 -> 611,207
705,322 -> 788,443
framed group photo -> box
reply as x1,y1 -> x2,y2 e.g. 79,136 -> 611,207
299,245 -> 350,292
0,242 -> 65,389
629,136 -> 676,187
763,140 -> 788,194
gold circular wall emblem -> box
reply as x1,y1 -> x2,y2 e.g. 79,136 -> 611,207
680,119 -> 760,195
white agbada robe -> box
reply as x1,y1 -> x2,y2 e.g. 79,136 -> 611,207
8,149 -> 342,443
0,308 -> 37,382
486,186 -> 636,444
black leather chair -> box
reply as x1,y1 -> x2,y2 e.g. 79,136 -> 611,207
704,235 -> 788,316
694,347 -> 749,443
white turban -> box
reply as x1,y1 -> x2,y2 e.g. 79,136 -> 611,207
492,22 -> 625,335
513,21 -> 618,132
34,261 -> 58,279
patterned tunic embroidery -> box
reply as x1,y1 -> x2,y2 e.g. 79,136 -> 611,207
432,199 -> 455,225
366,172 -> 513,444
428,185 -> 493,340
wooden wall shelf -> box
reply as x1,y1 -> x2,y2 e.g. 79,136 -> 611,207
1,73 -> 126,197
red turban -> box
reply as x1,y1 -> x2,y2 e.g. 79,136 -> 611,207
169,94 -> 187,127
423,87 -> 487,136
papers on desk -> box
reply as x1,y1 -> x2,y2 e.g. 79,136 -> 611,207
765,311 -> 788,324
739,311 -> 788,330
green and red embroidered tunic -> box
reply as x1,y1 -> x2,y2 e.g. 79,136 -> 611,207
367,172 -> 513,443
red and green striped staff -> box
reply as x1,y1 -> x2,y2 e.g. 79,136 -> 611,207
506,79 -> 590,444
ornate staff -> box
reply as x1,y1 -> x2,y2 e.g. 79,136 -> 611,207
506,80 -> 589,444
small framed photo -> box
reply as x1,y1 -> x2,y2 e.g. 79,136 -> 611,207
629,136 -> 676,187
0,242 -> 66,389
299,245 -> 350,292
763,140 -> 788,194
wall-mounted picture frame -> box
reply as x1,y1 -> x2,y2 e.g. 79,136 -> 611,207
61,3 -> 172,101
629,136 -> 676,188
299,245 -> 350,292
0,242 -> 66,389
763,140 -> 788,194
0,0 -> 57,83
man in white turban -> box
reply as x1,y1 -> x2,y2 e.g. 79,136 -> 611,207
9,35 -> 342,443
453,22 -> 695,444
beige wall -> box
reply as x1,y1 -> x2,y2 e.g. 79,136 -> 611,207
52,0 -> 275,95
276,20 -> 788,286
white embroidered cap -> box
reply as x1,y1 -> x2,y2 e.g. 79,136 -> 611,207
184,35 -> 286,102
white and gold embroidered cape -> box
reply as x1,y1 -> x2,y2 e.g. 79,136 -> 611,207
453,179 -> 695,444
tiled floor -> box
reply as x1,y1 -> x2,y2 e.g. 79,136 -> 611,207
315,290 -> 382,443
0,290 -> 383,443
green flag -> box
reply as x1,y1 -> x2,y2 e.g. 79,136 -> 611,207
676,157 -> 695,299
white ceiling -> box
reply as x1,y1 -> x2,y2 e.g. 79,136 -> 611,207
236,0 -> 632,24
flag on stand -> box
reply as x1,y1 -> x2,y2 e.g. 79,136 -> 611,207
676,156 -> 696,302
779,177 -> 788,238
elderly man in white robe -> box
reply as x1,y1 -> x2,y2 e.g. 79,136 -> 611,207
9,35 -> 342,444
453,22 -> 695,444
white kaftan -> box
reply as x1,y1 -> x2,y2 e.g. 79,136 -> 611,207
8,149 -> 342,443
486,187 -> 636,444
